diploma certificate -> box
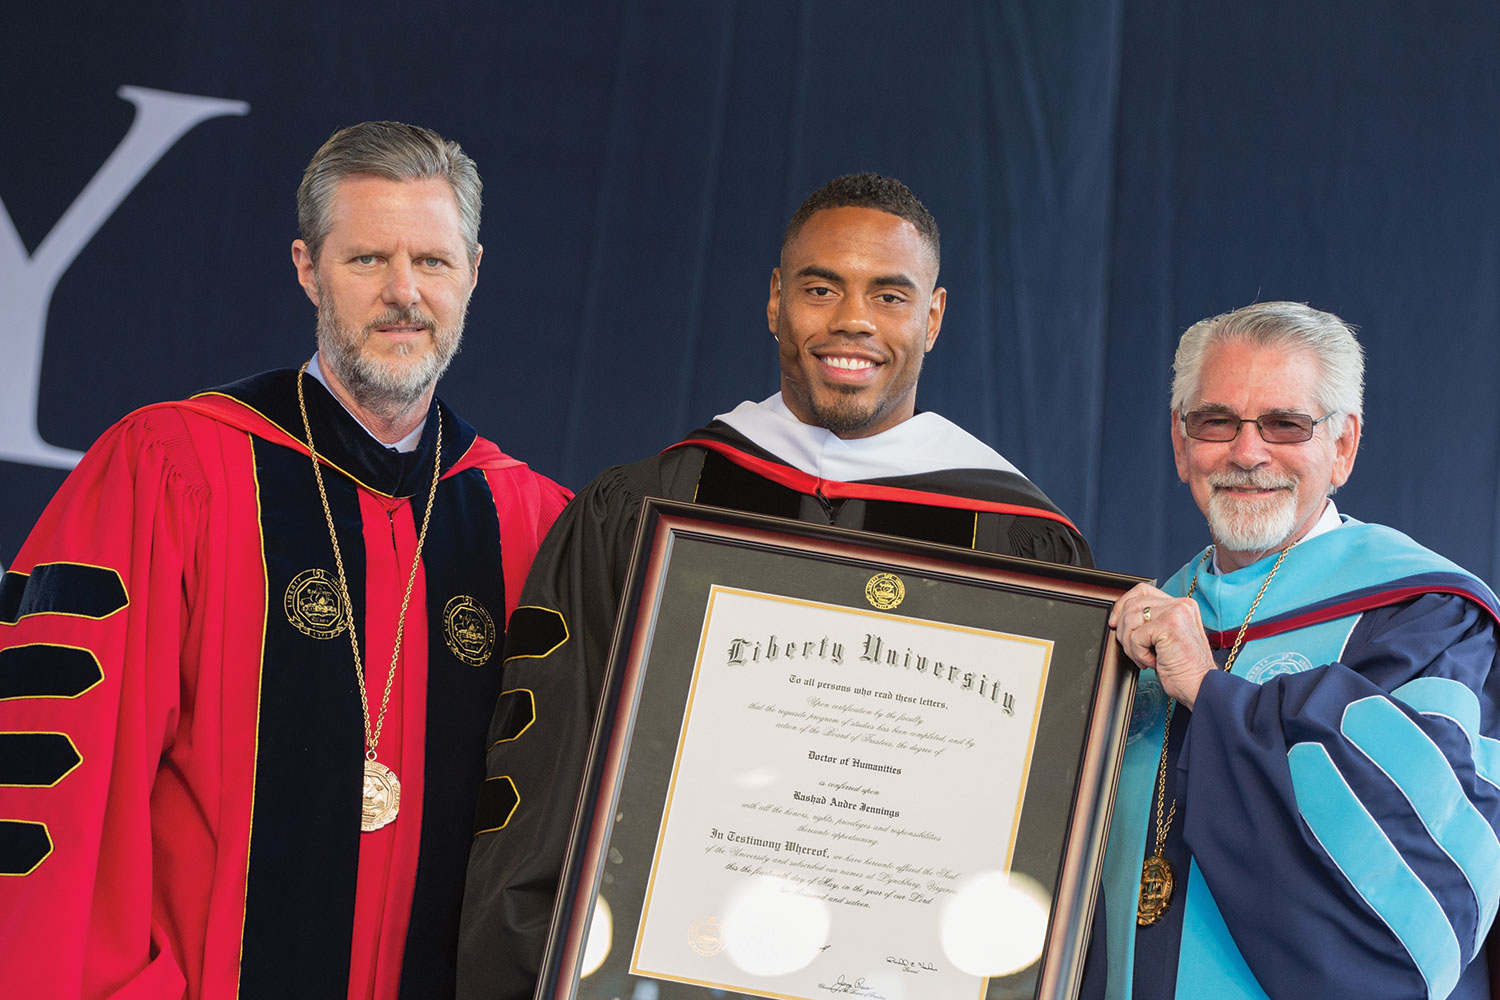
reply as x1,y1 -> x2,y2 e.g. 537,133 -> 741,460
538,501 -> 1140,1000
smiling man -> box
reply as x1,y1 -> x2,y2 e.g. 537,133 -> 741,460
770,202 -> 942,437
1100,302 -> 1500,998
0,122 -> 570,997
458,173 -> 1091,998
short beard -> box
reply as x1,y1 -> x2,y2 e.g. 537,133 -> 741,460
316,300 -> 464,423
1205,469 -> 1301,554
806,385 -> 887,436
799,352 -> 923,438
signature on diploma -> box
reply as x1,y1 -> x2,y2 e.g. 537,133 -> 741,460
886,954 -> 938,974
817,975 -> 886,998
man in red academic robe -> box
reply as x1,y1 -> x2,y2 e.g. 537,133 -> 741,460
0,121 -> 571,998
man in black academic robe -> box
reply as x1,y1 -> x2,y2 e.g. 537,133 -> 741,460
458,173 -> 1091,998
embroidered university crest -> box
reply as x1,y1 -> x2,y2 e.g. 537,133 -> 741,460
1246,651 -> 1315,684
444,595 -> 496,666
283,568 -> 347,639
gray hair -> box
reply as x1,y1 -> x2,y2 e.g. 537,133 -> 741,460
1171,301 -> 1364,439
296,121 -> 482,268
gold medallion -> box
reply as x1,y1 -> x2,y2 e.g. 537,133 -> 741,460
283,568 -> 347,639
443,595 -> 496,666
864,572 -> 906,610
361,759 -> 402,832
1137,854 -> 1175,926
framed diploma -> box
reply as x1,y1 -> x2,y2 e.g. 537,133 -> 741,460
538,500 -> 1143,1000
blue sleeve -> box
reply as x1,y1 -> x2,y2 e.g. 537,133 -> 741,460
1180,592 -> 1500,1000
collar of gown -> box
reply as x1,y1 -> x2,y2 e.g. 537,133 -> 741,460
713,393 -> 1023,482
307,351 -> 427,453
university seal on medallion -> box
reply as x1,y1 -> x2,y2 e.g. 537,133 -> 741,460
444,595 -> 496,666
283,568 -> 347,639
864,572 -> 906,610
361,759 -> 401,832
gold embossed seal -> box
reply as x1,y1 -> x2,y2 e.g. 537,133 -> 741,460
688,915 -> 725,956
284,568 -> 347,639
444,595 -> 496,666
864,572 -> 906,610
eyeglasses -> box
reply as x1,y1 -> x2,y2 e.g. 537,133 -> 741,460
1181,409 -> 1335,443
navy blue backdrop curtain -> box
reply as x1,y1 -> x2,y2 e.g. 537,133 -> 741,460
3,0 -> 1498,586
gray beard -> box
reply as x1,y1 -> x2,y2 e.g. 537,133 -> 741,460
1205,472 -> 1301,554
316,303 -> 462,423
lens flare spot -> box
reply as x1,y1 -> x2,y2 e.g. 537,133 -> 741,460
940,870 -> 1051,977
579,894 -> 613,979
722,876 -> 831,976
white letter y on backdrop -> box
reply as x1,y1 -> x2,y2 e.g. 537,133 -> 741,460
0,86 -> 249,469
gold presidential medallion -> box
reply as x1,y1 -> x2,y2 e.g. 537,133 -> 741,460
283,569 -> 347,639
443,595 -> 496,666
1137,855 -> 1175,926
864,572 -> 906,610
361,759 -> 402,832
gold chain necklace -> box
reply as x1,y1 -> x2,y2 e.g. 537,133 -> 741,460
1136,543 -> 1291,926
296,361 -> 441,832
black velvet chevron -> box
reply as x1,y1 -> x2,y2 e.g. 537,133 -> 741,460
0,565 -> 127,625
